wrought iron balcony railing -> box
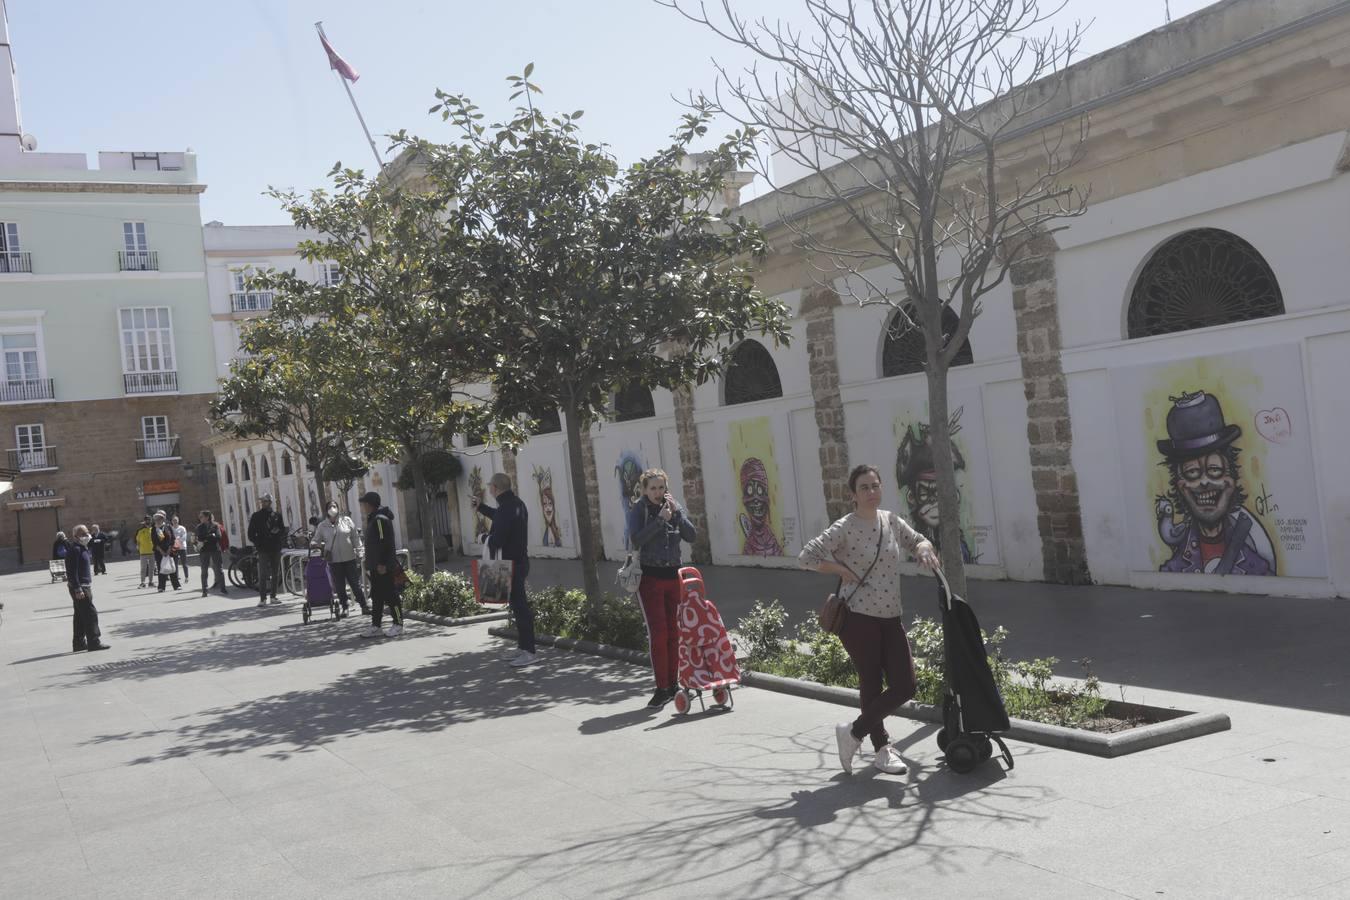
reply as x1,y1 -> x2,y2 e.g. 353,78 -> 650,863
135,436 -> 181,461
0,379 -> 54,403
123,371 -> 178,395
7,447 -> 57,471
118,249 -> 159,271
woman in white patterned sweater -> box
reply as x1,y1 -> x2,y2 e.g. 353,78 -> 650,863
799,464 -> 940,776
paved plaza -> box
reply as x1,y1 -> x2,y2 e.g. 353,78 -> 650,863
4,558 -> 1350,898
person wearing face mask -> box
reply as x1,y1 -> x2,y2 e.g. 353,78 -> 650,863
196,510 -> 229,597
311,501 -> 367,617
65,525 -> 109,652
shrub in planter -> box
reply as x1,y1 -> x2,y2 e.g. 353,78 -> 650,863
402,572 -> 482,618
736,599 -> 790,664
528,586 -> 586,638
520,586 -> 648,652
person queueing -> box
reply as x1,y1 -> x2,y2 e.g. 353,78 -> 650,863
799,464 -> 940,776
472,473 -> 536,668
151,511 -> 181,592
196,510 -> 229,597
358,492 -> 402,638
626,468 -> 697,708
135,516 -> 155,588
171,514 -> 191,580
247,493 -> 286,607
312,500 -> 367,618
88,524 -> 110,575
65,526 -> 109,652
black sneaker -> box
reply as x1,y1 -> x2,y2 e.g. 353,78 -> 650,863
647,688 -> 672,709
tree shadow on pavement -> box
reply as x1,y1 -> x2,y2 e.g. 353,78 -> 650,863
109,604 -> 292,639
453,729 -> 1047,900
80,646 -> 640,762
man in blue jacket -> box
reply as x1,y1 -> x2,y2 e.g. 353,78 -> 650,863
65,525 -> 109,652
473,473 -> 536,667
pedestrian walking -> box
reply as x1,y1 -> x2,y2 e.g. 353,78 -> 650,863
358,492 -> 402,638
135,516 -> 155,587
151,511 -> 180,592
247,493 -> 286,606
473,473 -> 535,667
171,515 -> 191,579
65,526 -> 109,652
312,500 -> 367,617
196,510 -> 229,597
799,464 -> 940,776
88,524 -> 110,575
51,531 -> 68,561
626,468 -> 697,708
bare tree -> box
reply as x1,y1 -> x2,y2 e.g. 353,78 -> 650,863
662,0 -> 1089,593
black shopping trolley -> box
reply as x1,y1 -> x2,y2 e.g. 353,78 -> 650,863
934,568 -> 1014,774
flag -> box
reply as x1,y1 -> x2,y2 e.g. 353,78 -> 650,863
319,32 -> 360,83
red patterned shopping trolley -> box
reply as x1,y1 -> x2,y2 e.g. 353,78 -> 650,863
671,566 -> 740,715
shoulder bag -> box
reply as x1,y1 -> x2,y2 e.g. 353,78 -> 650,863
616,504 -> 647,595
818,518 -> 886,635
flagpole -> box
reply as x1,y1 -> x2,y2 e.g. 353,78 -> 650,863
315,21 -> 384,170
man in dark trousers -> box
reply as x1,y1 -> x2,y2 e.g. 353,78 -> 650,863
473,472 -> 536,668
358,491 -> 403,639
151,511 -> 180,592
247,493 -> 286,606
88,524 -> 110,575
65,525 -> 109,652
196,510 -> 229,597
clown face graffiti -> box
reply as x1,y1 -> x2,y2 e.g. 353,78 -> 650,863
533,466 -> 563,547
738,457 -> 783,557
1155,391 -> 1275,575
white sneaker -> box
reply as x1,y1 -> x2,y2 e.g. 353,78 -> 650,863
269,597 -> 283,605
385,624 -> 403,638
359,626 -> 383,639
873,744 -> 908,775
835,723 -> 862,775
509,651 -> 538,668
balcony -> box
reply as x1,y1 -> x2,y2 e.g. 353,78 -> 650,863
118,250 -> 159,271
230,291 -> 274,313
0,251 -> 33,273
135,435 -> 181,461
123,371 -> 178,395
7,446 -> 57,471
0,379 -> 54,403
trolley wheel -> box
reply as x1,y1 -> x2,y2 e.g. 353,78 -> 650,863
945,737 -> 980,774
977,736 -> 993,762
936,728 -> 950,752
673,690 -> 691,715
302,604 -> 311,625
712,687 -> 730,708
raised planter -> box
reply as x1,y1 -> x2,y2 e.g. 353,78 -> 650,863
490,626 -> 1231,758
405,609 -> 510,628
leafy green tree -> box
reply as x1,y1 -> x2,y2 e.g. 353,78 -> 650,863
398,72 -> 792,601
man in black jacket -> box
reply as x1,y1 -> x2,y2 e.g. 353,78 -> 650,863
247,494 -> 286,606
473,473 -> 536,667
65,525 -> 109,652
151,511 -> 181,592
88,524 -> 110,575
359,491 -> 403,639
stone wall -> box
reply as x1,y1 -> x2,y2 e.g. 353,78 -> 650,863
672,384 -> 712,565
1010,232 -> 1092,585
801,287 -> 852,523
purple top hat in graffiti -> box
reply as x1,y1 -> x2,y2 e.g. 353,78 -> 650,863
1156,391 -> 1242,458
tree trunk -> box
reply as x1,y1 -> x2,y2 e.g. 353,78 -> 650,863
563,388 -> 602,605
411,462 -> 436,577
925,362 -> 968,598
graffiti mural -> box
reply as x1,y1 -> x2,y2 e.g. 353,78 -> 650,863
1113,345 -> 1326,577
533,466 -> 563,547
895,407 -> 979,564
615,450 -> 646,550
728,417 -> 787,557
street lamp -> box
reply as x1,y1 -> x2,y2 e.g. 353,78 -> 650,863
181,452 -> 218,485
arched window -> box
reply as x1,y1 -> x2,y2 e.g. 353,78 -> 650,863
260,457 -> 270,479
282,452 -> 293,476
530,407 -> 562,435
723,339 -> 783,405
614,382 -> 655,422
241,460 -> 251,481
882,305 -> 973,378
225,464 -> 234,485
1127,228 -> 1284,339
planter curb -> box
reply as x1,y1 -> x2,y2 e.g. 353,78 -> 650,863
406,610 -> 511,628
491,627 -> 1231,757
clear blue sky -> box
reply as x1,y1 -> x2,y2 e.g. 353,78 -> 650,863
9,0 -> 1216,225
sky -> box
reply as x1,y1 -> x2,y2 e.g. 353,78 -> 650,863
8,0 -> 1219,225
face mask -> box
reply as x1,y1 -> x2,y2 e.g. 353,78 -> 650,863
78,535 -> 91,546
328,509 -> 338,520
